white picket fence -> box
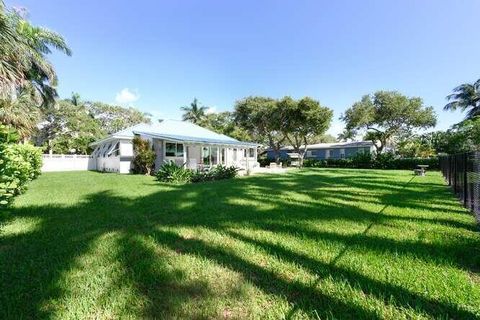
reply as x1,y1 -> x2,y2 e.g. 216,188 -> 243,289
41,154 -> 96,172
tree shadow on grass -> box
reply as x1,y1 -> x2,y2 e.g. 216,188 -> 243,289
1,169 -> 479,319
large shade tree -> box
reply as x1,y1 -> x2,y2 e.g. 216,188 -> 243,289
234,96 -> 287,163
181,98 -> 208,124
282,96 -> 333,166
341,91 -> 437,152
444,78 -> 480,120
199,111 -> 252,141
86,102 -> 151,134
36,100 -> 104,154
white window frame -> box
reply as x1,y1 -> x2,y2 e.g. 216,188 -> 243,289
164,142 -> 184,158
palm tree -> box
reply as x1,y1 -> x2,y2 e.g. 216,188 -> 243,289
180,98 -> 207,124
0,4 -> 71,105
444,78 -> 480,120
0,88 -> 39,140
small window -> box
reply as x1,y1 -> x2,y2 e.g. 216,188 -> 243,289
176,144 -> 184,157
233,148 -> 237,161
103,143 -> 111,157
249,148 -> 255,157
113,142 -> 120,157
166,142 -> 184,157
165,143 -> 176,157
243,149 -> 247,157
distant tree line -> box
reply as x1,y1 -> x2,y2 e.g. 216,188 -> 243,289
33,93 -> 151,154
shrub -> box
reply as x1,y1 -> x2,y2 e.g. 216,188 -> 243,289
191,165 -> 239,183
210,165 -> 239,180
301,154 -> 439,170
132,137 -> 155,175
351,151 -> 373,169
0,142 -> 42,206
156,161 -> 192,183
373,152 -> 396,169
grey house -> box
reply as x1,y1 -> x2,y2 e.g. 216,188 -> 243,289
266,141 -> 375,160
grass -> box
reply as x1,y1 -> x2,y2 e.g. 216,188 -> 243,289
0,169 -> 479,319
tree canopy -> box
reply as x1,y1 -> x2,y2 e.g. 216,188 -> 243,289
0,4 -> 71,104
234,96 -> 287,162
341,91 -> 437,152
444,78 -> 480,120
282,96 -> 333,165
199,111 -> 252,142
33,98 -> 151,154
86,102 -> 151,135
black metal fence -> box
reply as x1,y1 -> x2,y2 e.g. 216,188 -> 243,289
439,152 -> 480,222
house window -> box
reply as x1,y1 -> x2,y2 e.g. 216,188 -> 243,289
113,142 -> 120,157
103,143 -> 111,157
249,148 -> 255,157
165,142 -> 184,157
165,143 -> 176,156
176,144 -> 184,157
202,147 -> 210,165
233,148 -> 237,161
243,149 -> 247,157
221,148 -> 226,163
211,147 -> 218,164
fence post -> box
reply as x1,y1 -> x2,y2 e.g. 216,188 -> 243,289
448,156 -> 452,185
453,156 -> 457,193
464,153 -> 468,207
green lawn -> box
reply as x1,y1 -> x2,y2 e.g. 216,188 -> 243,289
1,169 -> 479,319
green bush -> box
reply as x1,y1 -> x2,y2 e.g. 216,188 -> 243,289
351,151 -> 373,168
156,161 -> 192,183
156,162 -> 239,184
210,165 -> 239,180
0,142 -> 43,206
374,152 -> 397,169
132,137 -> 155,175
191,165 -> 239,183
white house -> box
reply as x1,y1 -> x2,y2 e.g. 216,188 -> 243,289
90,120 -> 259,174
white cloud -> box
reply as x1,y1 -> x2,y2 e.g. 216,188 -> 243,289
115,88 -> 139,104
205,106 -> 217,114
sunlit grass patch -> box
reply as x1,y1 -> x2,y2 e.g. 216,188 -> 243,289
1,169 -> 479,319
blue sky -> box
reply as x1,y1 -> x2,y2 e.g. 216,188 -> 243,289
7,0 -> 480,136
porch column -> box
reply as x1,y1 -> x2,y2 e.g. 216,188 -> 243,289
183,144 -> 188,168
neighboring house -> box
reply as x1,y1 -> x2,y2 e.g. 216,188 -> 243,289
90,120 -> 259,174
266,141 -> 375,160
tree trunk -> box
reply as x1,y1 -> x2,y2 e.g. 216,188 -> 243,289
374,140 -> 384,153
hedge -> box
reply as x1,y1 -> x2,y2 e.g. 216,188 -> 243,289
303,155 -> 439,170
0,143 -> 43,206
